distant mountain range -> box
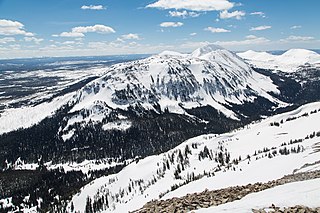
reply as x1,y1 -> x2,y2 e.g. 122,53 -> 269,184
267,49 -> 320,55
238,49 -> 320,72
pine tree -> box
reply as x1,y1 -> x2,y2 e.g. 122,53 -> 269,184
85,197 -> 93,213
71,202 -> 74,212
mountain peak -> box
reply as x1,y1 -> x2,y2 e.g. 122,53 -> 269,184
282,49 -> 319,57
238,50 -> 275,61
191,44 -> 225,57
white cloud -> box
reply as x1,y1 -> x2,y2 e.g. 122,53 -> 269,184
204,27 -> 230,33
24,37 -> 43,44
0,37 -> 15,44
0,19 -> 34,36
121,33 -> 141,40
160,22 -> 183,28
220,10 -> 245,20
87,41 -> 175,54
116,38 -> 125,43
250,25 -> 272,31
128,41 -> 138,46
190,32 -> 197,36
9,44 -> 21,50
245,35 -> 257,39
54,24 -> 115,37
168,10 -> 200,18
0,19 -> 23,28
290,25 -> 302,29
250,11 -> 266,18
57,32 -> 85,37
0,41 -> 179,59
81,5 -> 106,10
280,35 -> 315,43
179,41 -> 210,50
72,25 -> 115,34
62,41 -> 76,45
147,0 -> 234,11
214,35 -> 270,47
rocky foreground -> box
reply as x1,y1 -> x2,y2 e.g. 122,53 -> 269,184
132,170 -> 320,213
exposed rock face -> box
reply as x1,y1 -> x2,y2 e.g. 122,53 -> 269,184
132,170 -> 320,213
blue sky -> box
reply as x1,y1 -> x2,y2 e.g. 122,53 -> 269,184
0,0 -> 319,58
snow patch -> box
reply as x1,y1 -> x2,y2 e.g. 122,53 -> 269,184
102,120 -> 132,131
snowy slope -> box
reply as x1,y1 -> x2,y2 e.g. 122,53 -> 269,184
238,49 -> 320,72
0,92 -> 75,134
237,50 -> 276,62
196,178 -> 320,213
70,101 -> 320,212
61,45 -> 281,138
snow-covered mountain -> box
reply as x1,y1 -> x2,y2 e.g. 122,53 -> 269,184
1,45 -> 320,213
63,44 -> 281,138
0,45 -> 282,137
69,101 -> 320,212
238,49 -> 320,72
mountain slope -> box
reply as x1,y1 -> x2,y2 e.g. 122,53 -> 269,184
238,49 -> 320,72
71,44 -> 279,115
69,101 -> 320,212
63,44 -> 281,140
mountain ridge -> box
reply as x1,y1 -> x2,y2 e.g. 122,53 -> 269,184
238,48 -> 320,72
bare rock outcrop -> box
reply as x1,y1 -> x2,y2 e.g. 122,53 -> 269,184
132,170 -> 320,213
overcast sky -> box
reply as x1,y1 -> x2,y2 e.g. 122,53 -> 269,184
0,0 -> 319,58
